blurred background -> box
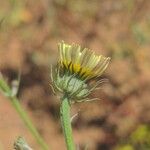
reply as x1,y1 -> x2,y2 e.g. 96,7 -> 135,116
0,0 -> 150,149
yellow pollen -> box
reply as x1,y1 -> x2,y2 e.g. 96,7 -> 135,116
61,60 -> 96,79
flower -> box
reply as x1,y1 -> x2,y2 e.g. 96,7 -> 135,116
51,41 -> 110,103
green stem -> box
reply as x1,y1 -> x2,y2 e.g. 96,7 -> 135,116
60,96 -> 76,150
10,96 -> 49,150
0,77 -> 49,149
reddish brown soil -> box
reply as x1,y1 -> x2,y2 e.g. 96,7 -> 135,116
0,0 -> 150,150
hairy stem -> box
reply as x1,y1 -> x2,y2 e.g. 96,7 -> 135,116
60,96 -> 75,150
0,77 -> 49,149
11,97 -> 49,150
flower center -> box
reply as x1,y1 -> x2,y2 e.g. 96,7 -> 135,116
61,60 -> 96,79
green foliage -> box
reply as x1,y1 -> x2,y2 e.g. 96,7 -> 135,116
114,124 -> 150,150
0,75 -> 12,97
131,125 -> 150,150
115,144 -> 134,150
132,24 -> 150,45
131,125 -> 150,143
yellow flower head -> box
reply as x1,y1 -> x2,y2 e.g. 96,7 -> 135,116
51,41 -> 110,103
58,41 -> 110,80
